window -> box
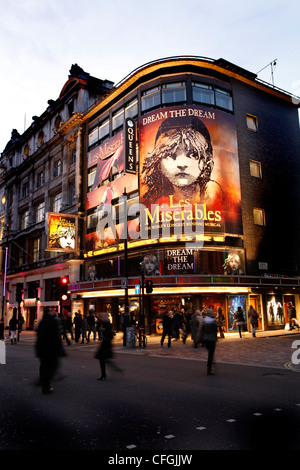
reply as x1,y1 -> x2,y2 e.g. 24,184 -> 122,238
37,171 -> 44,188
70,147 -> 76,166
22,181 -> 29,198
88,168 -> 96,190
215,88 -> 233,111
162,82 -> 186,105
38,132 -> 44,146
89,127 -> 98,147
68,183 -> 76,205
55,115 -> 62,130
192,82 -> 214,105
54,159 -> 62,177
99,119 -> 110,140
21,210 -> 29,230
52,193 -> 62,212
112,108 -> 124,131
24,144 -> 29,159
250,160 -> 262,178
35,202 -> 45,223
247,114 -> 258,131
141,86 -> 161,112
253,208 -> 265,226
125,98 -> 138,119
32,238 -> 40,263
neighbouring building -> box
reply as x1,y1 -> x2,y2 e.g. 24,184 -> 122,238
0,64 -> 113,331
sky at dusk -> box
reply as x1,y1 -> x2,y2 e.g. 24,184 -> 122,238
0,0 -> 299,151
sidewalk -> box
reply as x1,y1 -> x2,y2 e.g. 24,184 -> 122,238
7,327 -> 300,370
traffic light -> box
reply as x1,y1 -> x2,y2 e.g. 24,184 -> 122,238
16,283 -> 23,303
60,276 -> 69,300
145,279 -> 153,294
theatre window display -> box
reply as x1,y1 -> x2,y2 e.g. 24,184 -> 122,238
68,57 -> 300,334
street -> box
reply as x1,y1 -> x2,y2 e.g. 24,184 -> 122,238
1,330 -> 300,455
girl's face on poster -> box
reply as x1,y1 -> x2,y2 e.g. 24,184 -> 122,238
59,228 -> 75,249
160,142 -> 201,188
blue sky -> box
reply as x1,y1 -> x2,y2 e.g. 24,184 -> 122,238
0,0 -> 299,151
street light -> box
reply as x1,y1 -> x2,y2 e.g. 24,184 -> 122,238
0,225 -> 9,340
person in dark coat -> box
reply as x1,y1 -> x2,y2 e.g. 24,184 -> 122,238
94,312 -> 115,380
199,307 -> 218,375
160,311 -> 173,347
235,306 -> 245,338
74,311 -> 82,343
9,309 -> 18,344
35,308 -> 66,394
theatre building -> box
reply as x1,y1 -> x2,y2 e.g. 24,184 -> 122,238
71,56 -> 300,335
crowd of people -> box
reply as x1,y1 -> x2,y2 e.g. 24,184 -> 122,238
11,300 -> 298,393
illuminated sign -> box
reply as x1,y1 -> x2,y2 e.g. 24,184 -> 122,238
125,118 -> 136,174
139,105 -> 242,237
46,213 -> 78,252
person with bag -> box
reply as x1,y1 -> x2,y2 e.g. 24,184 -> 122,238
248,305 -> 259,337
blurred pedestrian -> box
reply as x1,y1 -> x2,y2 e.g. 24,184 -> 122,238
35,308 -> 66,394
199,306 -> 218,375
235,306 -> 245,338
94,312 -> 120,380
216,306 -> 225,338
248,305 -> 259,337
287,302 -> 298,330
161,311 -> 173,347
9,308 -> 18,344
74,311 -> 82,343
81,314 -> 87,343
87,309 -> 96,342
191,310 -> 203,348
172,309 -> 181,340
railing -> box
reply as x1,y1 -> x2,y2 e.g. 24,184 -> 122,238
70,273 -> 300,293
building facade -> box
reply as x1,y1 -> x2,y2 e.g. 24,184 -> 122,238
76,57 -> 300,334
1,56 -> 300,336
0,64 -> 113,331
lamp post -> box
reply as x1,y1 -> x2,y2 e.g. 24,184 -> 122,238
122,188 -> 129,321
0,225 -> 9,340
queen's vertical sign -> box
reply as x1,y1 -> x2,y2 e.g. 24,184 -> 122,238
125,118 -> 136,174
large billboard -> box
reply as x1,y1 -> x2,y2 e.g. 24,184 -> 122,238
139,105 -> 242,238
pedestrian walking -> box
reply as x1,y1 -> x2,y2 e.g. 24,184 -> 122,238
74,311 -> 82,343
216,306 -> 225,338
235,306 -> 245,338
35,308 -> 66,394
87,309 -> 96,341
94,312 -> 120,380
198,306 -> 218,375
81,314 -> 87,343
248,305 -> 259,337
9,308 -> 18,344
160,311 -> 173,347
190,310 -> 203,348
172,309 -> 181,340
287,302 -> 298,330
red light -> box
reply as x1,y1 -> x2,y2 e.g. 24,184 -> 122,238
61,277 -> 68,284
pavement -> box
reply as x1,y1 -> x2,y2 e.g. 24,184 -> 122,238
6,326 -> 300,372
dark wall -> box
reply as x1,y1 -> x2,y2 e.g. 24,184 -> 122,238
233,79 -> 300,275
